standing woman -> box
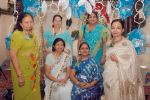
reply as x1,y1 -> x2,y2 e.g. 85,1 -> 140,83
10,12 -> 41,100
44,38 -> 72,100
78,11 -> 109,64
70,42 -> 103,100
44,14 -> 72,56
103,19 -> 145,100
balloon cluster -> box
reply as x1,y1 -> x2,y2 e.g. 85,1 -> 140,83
115,0 -> 134,19
128,28 -> 147,55
22,0 -> 41,16
69,0 -> 86,19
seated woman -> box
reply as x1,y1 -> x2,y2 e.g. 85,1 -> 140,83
70,42 -> 103,100
44,38 -> 72,100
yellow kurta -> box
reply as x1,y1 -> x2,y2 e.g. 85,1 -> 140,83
10,30 -> 41,100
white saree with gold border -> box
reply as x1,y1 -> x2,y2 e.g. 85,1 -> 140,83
103,38 -> 145,100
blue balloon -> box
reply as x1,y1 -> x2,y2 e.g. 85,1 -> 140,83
22,0 -> 41,16
116,0 -> 134,19
69,0 -> 86,19
128,28 -> 147,55
144,1 -> 150,18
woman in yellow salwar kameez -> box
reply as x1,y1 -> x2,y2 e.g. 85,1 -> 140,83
10,12 -> 41,100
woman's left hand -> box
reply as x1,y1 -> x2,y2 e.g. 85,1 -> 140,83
82,83 -> 92,88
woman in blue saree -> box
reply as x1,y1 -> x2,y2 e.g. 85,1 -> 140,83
78,11 -> 109,64
70,42 -> 103,100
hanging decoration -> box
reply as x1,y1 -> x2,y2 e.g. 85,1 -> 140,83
115,0 -> 134,20
128,28 -> 147,55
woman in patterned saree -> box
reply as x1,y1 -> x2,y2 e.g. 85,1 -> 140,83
10,12 -> 41,100
78,11 -> 109,64
103,19 -> 145,100
70,42 -> 103,100
44,38 -> 72,100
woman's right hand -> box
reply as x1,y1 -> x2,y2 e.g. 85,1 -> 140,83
18,75 -> 25,87
78,82 -> 87,88
57,79 -> 67,84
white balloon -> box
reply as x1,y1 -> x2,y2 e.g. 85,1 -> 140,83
41,0 -> 47,15
78,0 -> 87,6
85,1 -> 92,14
66,6 -> 72,19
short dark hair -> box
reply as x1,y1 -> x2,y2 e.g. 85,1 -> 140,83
52,38 -> 65,52
13,12 -> 33,31
79,42 -> 90,50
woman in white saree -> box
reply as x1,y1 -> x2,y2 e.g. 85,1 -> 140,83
103,19 -> 145,100
44,38 -> 72,100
